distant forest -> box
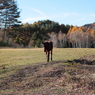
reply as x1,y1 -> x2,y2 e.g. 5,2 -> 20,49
0,0 -> 95,48
0,20 -> 71,47
0,19 -> 95,48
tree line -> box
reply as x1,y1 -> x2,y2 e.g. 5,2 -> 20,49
8,20 -> 70,47
1,21 -> 95,48
55,26 -> 95,48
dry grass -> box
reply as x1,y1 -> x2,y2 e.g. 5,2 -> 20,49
0,60 -> 95,95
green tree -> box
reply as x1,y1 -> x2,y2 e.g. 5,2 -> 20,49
31,31 -> 42,47
36,38 -> 41,47
9,23 -> 33,47
31,32 -> 38,40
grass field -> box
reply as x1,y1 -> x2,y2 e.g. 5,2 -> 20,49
0,48 -> 95,67
0,48 -> 95,95
0,48 -> 95,78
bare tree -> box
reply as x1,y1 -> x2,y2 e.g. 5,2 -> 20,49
91,30 -> 95,48
49,32 -> 58,47
62,33 -> 67,47
57,31 -> 63,47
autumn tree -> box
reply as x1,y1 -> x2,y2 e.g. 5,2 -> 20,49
67,26 -> 93,48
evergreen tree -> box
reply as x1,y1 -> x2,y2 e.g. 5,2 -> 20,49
0,0 -> 21,42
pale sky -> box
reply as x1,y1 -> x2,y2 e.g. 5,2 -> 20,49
17,0 -> 95,26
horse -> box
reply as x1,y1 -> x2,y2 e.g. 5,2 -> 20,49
42,41 -> 53,62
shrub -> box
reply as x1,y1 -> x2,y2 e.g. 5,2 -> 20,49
62,45 -> 68,48
0,41 -> 9,47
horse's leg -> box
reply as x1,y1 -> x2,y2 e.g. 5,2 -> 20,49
45,51 -> 49,62
46,51 -> 47,56
45,51 -> 48,60
47,51 -> 50,62
51,50 -> 52,61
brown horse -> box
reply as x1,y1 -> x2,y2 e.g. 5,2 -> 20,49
42,41 -> 53,62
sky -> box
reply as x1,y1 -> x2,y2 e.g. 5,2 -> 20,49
17,0 -> 95,26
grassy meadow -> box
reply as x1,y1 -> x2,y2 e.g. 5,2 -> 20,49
0,48 -> 95,67
0,48 -> 95,76
0,48 -> 95,95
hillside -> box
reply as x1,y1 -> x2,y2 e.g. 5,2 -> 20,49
0,55 -> 95,95
83,22 -> 95,30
